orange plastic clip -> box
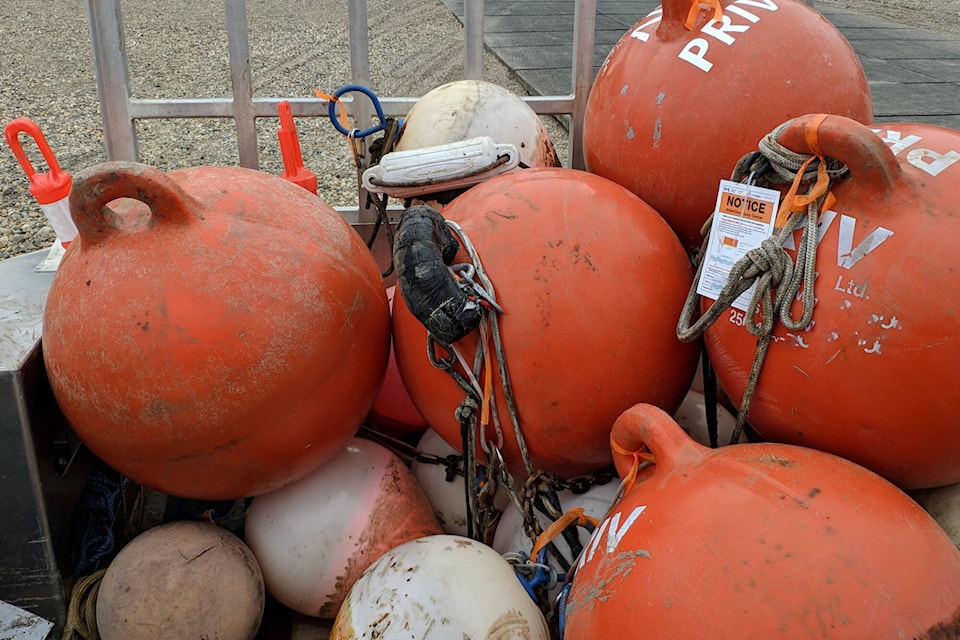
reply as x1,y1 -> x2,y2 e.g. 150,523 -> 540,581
277,101 -> 318,194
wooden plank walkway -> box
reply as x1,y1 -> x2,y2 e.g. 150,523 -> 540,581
441,0 -> 960,129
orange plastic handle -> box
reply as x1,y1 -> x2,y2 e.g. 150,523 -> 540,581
776,114 -> 903,193
4,118 -> 72,203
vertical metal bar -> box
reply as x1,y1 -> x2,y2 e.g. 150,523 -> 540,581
569,0 -> 596,170
86,0 -> 138,161
348,0 -> 376,221
464,0 -> 484,80
225,0 -> 258,169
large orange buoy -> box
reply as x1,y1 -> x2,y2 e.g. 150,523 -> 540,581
366,286 -> 429,439
583,0 -> 872,251
42,162 -> 390,500
391,167 -> 699,479
564,404 -> 960,639
697,115 -> 960,489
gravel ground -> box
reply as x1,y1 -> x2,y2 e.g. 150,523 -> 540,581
0,0 -> 569,261
2,0 -> 958,261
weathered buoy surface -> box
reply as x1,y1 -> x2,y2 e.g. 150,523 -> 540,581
583,0 -> 873,250
702,116 -> 960,489
331,535 -> 550,639
244,437 -> 442,618
392,167 -> 699,478
394,79 -> 559,170
42,161 -> 390,499
96,520 -> 264,640
366,286 -> 429,439
564,404 -> 960,639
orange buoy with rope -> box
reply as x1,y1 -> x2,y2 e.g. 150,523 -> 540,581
391,167 -> 699,482
42,161 -> 390,500
563,403 -> 960,639
678,114 -> 960,490
583,0 -> 872,251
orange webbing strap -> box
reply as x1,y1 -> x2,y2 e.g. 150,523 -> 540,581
480,324 -> 494,431
774,113 -> 837,228
314,89 -> 362,159
610,436 -> 655,497
531,507 -> 600,559
685,0 -> 724,30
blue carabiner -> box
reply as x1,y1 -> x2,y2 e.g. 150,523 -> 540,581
327,84 -> 388,138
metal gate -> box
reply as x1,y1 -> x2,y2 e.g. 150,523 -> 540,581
85,0 -> 599,218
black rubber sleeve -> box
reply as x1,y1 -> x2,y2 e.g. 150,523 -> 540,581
393,204 -> 482,345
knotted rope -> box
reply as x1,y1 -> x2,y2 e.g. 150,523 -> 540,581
677,114 -> 849,444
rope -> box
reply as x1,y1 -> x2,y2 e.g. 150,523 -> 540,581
676,115 -> 848,444
60,569 -> 106,640
71,466 -> 124,577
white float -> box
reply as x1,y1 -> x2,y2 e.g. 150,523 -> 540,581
244,437 -> 441,618
332,534 -> 550,639
411,428 -> 511,536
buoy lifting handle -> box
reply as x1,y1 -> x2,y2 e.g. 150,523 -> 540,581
70,161 -> 199,239
4,117 -> 72,204
777,114 -> 903,191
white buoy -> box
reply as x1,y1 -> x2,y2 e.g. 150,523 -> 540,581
411,428 -> 510,536
244,437 -> 441,618
331,534 -> 550,639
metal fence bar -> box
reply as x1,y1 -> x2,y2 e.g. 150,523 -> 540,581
224,0 -> 259,169
568,0 -> 596,170
86,0 -> 138,161
347,0 -> 378,222
464,0 -> 485,79
87,0 -> 596,176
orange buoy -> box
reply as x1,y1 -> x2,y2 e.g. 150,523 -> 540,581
391,168 -> 699,479
583,0 -> 872,251
366,286 -> 429,439
42,162 -> 390,499
698,115 -> 960,489
564,403 -> 960,639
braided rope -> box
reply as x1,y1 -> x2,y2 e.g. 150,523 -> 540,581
677,119 -> 848,444
60,569 -> 107,640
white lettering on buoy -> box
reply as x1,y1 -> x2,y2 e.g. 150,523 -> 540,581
679,38 -> 714,72
873,128 -> 960,177
724,4 -> 761,23
873,129 -> 923,155
577,505 -> 647,570
836,214 -> 894,270
606,505 -> 646,553
677,0 -> 779,73
782,210 -> 893,270
700,15 -> 751,45
907,148 -> 960,177
629,9 -> 663,42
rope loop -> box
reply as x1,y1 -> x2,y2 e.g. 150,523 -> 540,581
676,115 -> 848,444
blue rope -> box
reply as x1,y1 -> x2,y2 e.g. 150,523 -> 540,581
71,465 -> 124,577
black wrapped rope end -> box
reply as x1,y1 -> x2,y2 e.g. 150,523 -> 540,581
393,204 -> 482,345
